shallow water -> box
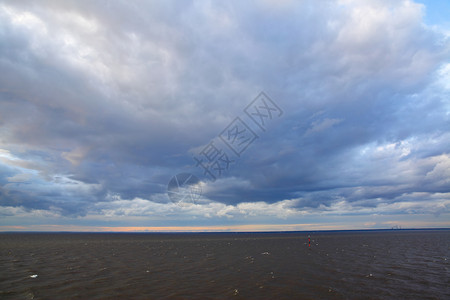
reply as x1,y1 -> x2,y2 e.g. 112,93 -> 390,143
0,230 -> 448,299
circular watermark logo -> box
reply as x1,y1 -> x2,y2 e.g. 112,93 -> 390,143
167,173 -> 202,205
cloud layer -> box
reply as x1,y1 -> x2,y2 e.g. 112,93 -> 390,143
0,0 -> 449,230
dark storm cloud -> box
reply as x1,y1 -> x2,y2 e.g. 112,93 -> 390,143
0,0 -> 449,220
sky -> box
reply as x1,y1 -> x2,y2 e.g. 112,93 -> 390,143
0,0 -> 449,232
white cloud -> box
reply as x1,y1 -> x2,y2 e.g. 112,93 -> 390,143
0,205 -> 61,218
6,173 -> 33,183
306,118 -> 343,135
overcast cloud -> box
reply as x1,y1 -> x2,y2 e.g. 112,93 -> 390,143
0,0 -> 449,231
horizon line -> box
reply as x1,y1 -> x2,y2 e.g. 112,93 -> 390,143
1,226 -> 449,233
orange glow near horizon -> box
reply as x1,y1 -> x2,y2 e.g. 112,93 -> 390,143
0,224 -> 351,232
1,221 -> 449,232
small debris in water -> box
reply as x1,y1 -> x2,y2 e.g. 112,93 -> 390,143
245,256 -> 255,263
261,252 -> 270,255
234,289 -> 239,295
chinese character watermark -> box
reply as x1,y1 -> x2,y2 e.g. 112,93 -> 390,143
194,141 -> 235,181
244,92 -> 283,131
167,173 -> 202,205
219,117 -> 258,156
167,92 -> 283,205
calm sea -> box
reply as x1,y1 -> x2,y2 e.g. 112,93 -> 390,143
0,230 -> 448,299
